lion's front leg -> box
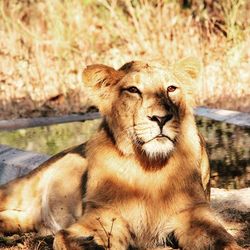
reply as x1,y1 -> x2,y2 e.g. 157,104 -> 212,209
173,206 -> 243,250
53,210 -> 131,250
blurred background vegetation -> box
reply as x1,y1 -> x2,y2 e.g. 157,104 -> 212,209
0,0 -> 249,119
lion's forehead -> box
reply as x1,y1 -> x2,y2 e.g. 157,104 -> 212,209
120,67 -> 177,92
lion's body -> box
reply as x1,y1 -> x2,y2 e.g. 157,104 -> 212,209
0,144 -> 86,234
0,59 -> 241,249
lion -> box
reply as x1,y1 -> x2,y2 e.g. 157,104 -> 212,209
0,58 -> 242,250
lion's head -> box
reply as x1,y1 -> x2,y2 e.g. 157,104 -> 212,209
83,58 -> 201,166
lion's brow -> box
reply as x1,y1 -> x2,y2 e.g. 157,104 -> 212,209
119,61 -> 167,73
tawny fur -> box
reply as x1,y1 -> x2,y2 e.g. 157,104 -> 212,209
0,58 -> 242,250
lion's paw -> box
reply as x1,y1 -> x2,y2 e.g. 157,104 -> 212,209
53,230 -> 105,250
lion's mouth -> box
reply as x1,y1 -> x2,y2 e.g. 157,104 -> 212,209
135,132 -> 177,158
145,134 -> 175,144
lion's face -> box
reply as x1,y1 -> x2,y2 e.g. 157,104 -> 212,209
111,66 -> 182,158
84,58 -> 200,162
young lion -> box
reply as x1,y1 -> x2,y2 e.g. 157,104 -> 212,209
0,58 -> 242,250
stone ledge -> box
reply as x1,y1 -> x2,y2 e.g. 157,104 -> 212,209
0,145 -> 49,185
194,107 -> 250,127
0,112 -> 100,131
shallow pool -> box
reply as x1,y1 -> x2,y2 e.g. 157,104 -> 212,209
0,117 -> 249,189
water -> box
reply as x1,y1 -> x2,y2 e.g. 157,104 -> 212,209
196,117 -> 249,189
0,117 -> 249,189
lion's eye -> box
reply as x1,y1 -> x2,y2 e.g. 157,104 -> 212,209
125,86 -> 141,94
167,85 -> 177,92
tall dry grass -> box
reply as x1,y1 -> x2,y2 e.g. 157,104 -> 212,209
0,0 -> 249,119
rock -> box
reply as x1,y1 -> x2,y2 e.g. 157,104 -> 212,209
211,188 -> 250,248
0,144 -> 49,185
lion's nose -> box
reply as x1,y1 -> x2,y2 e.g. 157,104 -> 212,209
148,114 -> 173,128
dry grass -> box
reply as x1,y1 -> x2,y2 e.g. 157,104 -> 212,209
0,233 -> 53,250
0,0 -> 249,119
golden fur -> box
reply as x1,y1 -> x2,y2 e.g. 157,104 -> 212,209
0,58 -> 242,250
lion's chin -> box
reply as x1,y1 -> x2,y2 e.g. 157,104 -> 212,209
141,137 -> 175,159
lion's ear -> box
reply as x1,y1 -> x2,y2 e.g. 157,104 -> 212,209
174,57 -> 201,80
83,64 -> 123,88
173,57 -> 201,107
83,64 -> 124,113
